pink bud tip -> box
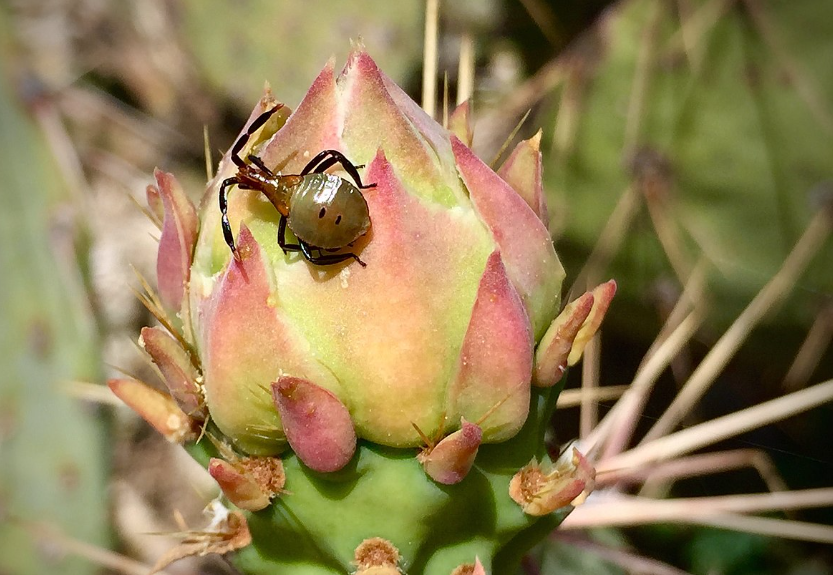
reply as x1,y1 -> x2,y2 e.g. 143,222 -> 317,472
567,280 -> 617,366
533,292 -> 595,387
271,376 -> 357,473
448,100 -> 473,147
418,419 -> 483,485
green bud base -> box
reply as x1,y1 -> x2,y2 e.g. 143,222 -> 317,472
191,385 -> 568,575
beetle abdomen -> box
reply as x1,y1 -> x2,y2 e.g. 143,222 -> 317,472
287,173 -> 371,250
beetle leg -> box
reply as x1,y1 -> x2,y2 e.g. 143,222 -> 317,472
219,177 -> 242,256
230,104 -> 284,168
298,150 -> 332,175
277,216 -> 303,255
300,150 -> 377,190
300,241 -> 367,268
248,155 -> 275,177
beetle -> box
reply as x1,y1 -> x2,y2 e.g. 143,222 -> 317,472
219,104 -> 376,267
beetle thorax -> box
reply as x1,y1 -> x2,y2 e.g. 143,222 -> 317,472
286,173 -> 371,250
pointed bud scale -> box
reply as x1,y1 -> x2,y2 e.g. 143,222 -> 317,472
382,66 -> 459,176
271,376 -> 356,473
452,135 -> 564,339
497,131 -> 548,227
339,49 -> 460,206
140,326 -> 204,418
353,538 -> 402,575
448,101 -> 474,147
198,225 -> 341,455
532,292 -> 595,387
567,280 -> 617,366
259,60 -> 339,174
145,183 -> 164,223
419,419 -> 483,485
208,456 -> 285,512
509,447 -> 596,516
108,378 -> 196,443
449,252 -> 532,442
451,558 -> 487,575
154,169 -> 198,312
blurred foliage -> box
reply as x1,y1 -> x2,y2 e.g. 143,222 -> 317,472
0,11 -> 108,575
1,0 -> 831,574
547,0 -> 833,337
180,0 -> 425,109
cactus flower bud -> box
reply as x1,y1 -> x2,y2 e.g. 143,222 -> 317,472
123,47 -> 615,574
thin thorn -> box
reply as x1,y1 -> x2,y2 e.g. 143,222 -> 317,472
489,109 -> 531,168
204,125 -> 213,181
601,379 -> 833,472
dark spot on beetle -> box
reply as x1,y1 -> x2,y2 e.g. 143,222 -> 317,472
318,207 -> 326,218
335,215 -> 342,225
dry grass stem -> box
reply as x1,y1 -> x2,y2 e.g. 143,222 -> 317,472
422,0 -> 440,118
60,380 -> 122,406
644,194 -> 693,286
587,309 -> 703,458
563,488 -> 833,530
457,32 -> 475,105
782,303 -> 833,391
703,514 -> 833,545
556,385 -> 629,409
599,449 -> 788,495
646,259 -> 708,358
642,212 -> 832,442
601,379 -> 833,472
579,337 -> 601,439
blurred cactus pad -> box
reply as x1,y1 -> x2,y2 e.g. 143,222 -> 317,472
112,48 -> 615,575
546,0 -> 833,342
0,14 -> 108,575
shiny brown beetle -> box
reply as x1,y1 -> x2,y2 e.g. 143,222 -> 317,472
219,104 -> 375,267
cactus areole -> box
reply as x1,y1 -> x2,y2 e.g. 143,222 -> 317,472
126,48 -> 615,575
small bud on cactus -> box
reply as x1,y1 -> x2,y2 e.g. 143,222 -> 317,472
509,446 -> 596,516
208,456 -> 285,512
417,418 -> 482,485
108,378 -> 197,443
121,48 -> 615,574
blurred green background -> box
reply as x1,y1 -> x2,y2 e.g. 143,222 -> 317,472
0,1 -> 830,574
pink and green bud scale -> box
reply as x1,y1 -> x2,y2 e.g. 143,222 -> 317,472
115,47 -> 615,575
